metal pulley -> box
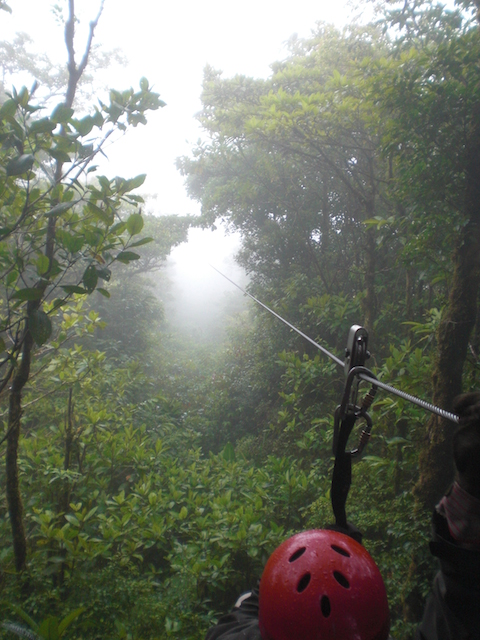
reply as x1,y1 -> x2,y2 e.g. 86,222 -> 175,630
344,325 -> 369,376
333,326 -> 377,459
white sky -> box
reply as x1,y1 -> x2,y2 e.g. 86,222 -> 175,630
2,0 -> 356,216
2,0 -> 357,324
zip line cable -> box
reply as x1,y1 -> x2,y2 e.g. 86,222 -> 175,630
210,265 -> 344,367
211,265 -> 459,425
357,373 -> 458,423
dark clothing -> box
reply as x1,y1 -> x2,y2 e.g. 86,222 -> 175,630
416,510 -> 480,640
205,589 -> 396,640
206,512 -> 480,640
205,591 -> 261,640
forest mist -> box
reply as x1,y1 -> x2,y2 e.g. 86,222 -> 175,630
2,0 -> 480,639
163,227 -> 247,343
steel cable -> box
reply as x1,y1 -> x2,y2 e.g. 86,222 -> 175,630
358,373 -> 458,423
212,265 -> 459,425
210,265 -> 344,367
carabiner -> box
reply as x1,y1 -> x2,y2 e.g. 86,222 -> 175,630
333,366 -> 378,458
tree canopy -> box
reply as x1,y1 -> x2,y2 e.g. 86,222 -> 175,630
2,1 -> 480,639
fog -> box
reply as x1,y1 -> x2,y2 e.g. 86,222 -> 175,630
2,1 -> 353,216
162,227 -> 248,343
1,0 -> 353,343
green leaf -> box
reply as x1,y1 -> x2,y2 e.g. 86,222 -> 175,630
29,310 -> 52,346
78,143 -> 94,158
363,455 -> 389,467
57,608 -> 86,636
110,221 -> 126,235
38,616 -> 59,640
0,98 -> 17,118
96,288 -> 110,298
64,514 -> 80,526
126,213 -> 144,236
48,148 -> 71,163
0,337 -> 5,353
87,201 -> 112,224
95,267 -> 111,281
116,251 -> 140,264
11,287 -> 43,302
91,110 -> 104,127
6,270 -> 18,286
82,264 -> 98,293
28,118 -> 56,135
3,603 -> 39,633
51,298 -> 66,311
84,229 -> 103,246
61,285 -> 88,295
56,230 -> 84,254
6,154 -> 35,176
129,236 -> 154,248
17,87 -> 29,108
36,255 -> 50,276
125,194 -> 144,204
98,175 -> 111,191
125,174 -> 146,192
71,115 -> 96,136
45,201 -> 76,218
222,442 -> 236,462
51,104 -> 74,124
386,436 -> 410,446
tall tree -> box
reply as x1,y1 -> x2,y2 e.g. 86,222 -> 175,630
369,0 -> 480,508
0,0 -> 164,572
179,24 -> 405,346
179,3 -> 480,515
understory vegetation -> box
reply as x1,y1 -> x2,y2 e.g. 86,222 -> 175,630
2,0 -> 480,638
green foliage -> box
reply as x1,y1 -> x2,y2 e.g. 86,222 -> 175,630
2,604 -> 85,640
0,349 -> 321,638
2,2 -> 480,639
0,79 -> 164,392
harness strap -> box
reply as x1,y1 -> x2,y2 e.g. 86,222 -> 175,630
331,413 -> 356,529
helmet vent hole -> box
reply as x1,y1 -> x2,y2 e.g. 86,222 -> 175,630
297,572 -> 311,592
331,544 -> 350,557
333,571 -> 350,588
289,547 -> 306,563
320,595 -> 331,618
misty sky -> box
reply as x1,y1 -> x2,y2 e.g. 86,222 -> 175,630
2,0 -> 356,215
2,0 -> 357,334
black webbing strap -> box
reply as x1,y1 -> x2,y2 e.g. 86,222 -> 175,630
331,412 -> 356,529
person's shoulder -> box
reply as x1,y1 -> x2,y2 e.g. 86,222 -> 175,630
430,510 -> 480,587
205,591 -> 261,640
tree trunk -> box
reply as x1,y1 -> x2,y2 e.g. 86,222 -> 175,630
414,104 -> 480,511
320,175 -> 330,254
4,0 -> 103,574
405,269 -> 413,322
6,330 -> 33,573
62,388 -> 74,513
364,226 -> 377,332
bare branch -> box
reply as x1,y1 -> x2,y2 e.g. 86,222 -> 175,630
77,0 -> 105,79
64,0 -> 105,109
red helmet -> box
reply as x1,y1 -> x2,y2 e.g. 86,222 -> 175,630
258,529 -> 390,640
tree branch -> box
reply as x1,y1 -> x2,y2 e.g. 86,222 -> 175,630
77,0 -> 104,79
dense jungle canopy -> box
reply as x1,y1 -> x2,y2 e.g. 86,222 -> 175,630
1,0 -> 480,638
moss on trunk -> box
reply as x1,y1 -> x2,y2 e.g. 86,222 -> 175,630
415,104 -> 480,511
